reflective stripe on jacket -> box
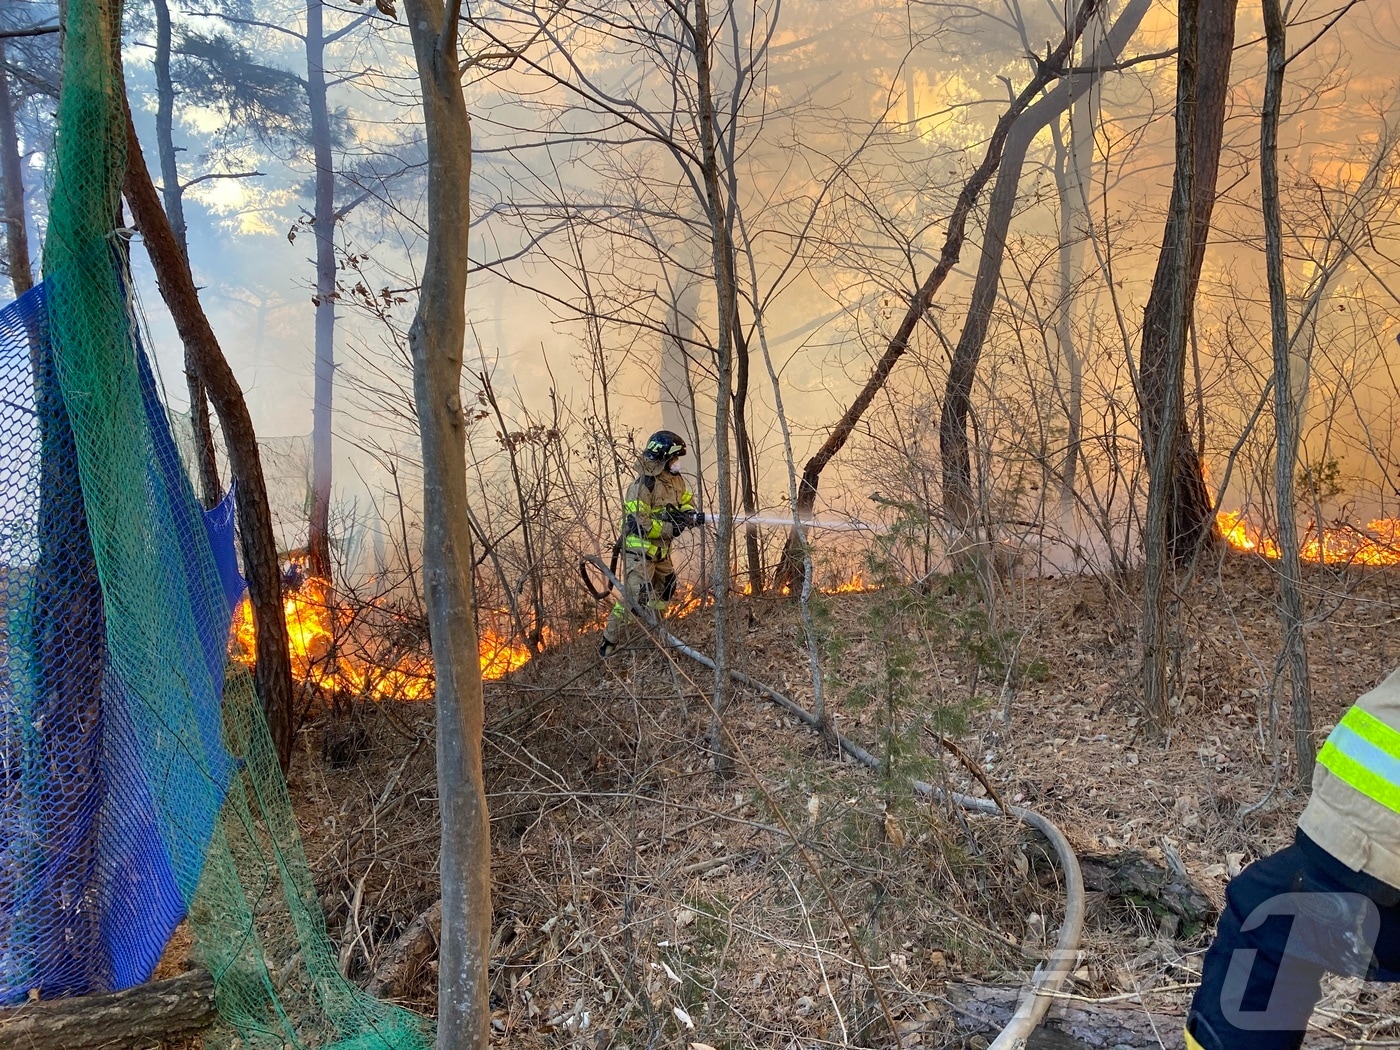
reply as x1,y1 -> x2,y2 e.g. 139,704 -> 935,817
620,466 -> 694,560
1299,666 -> 1400,889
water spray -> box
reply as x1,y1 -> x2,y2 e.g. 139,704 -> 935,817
726,513 -> 888,533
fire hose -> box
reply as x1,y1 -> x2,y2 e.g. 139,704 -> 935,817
578,508 -> 711,601
581,553 -> 1085,1050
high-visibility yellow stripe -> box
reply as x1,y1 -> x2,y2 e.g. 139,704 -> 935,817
1339,706 -> 1400,759
1318,739 -> 1400,814
1184,1027 -> 1206,1050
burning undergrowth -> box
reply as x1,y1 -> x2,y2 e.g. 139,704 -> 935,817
229,577 -> 541,706
231,570 -> 879,706
1216,511 -> 1400,567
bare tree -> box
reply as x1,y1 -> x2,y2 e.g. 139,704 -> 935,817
0,38 -> 32,296
1135,0 -> 1237,572
305,0 -> 372,579
151,0 -> 221,507
0,37 -> 34,296
400,0 -> 490,1043
772,0 -> 1104,590
937,0 -> 1150,546
0,13 -> 57,296
120,96 -> 298,772
1260,0 -> 1314,784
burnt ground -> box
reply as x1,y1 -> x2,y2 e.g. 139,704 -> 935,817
283,550 -> 1400,1048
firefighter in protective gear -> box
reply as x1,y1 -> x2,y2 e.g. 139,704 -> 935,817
598,430 -> 704,658
1185,666 -> 1400,1050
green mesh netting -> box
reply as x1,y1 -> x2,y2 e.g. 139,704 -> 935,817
30,0 -> 436,1043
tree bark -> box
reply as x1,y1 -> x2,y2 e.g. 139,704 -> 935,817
152,0 -> 221,509
0,969 -> 216,1049
1260,0 -> 1314,785
365,900 -> 442,1000
938,0 -> 1149,538
1135,0 -> 1238,566
773,0 -> 1103,592
120,97 -> 297,770
0,36 -> 34,296
945,981 -> 1186,1049
399,1 -> 491,1045
733,320 -> 763,593
691,0 -> 737,775
307,0 -> 336,580
1050,112 -> 1088,511
1140,0 -> 1210,726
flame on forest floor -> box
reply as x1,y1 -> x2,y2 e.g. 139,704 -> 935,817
232,569 -> 880,696
1217,511 -> 1400,567
231,578 -> 538,700
479,629 -> 534,680
826,573 -> 874,594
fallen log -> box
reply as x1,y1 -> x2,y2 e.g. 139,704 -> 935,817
366,899 -> 441,1000
1074,848 -> 1215,932
944,980 -> 1186,1049
0,968 -> 215,1049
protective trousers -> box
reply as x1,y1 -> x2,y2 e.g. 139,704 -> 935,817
1186,830 -> 1400,1050
601,550 -> 677,646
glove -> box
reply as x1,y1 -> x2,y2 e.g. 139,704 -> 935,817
662,508 -> 705,533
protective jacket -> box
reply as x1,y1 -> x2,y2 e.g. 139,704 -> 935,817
1185,666 -> 1400,1050
620,457 -> 695,562
599,457 -> 698,649
1299,666 -> 1400,889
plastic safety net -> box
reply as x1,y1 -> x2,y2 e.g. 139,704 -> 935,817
0,0 -> 433,1045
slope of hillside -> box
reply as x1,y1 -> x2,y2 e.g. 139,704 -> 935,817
284,552 -> 1400,1048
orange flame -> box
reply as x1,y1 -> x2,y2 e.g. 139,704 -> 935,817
1216,512 -> 1400,567
825,573 -> 873,594
231,579 -> 536,699
479,628 -> 534,679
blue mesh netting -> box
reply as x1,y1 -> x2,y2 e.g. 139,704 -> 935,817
1,0 -> 436,1039
0,281 -> 239,1002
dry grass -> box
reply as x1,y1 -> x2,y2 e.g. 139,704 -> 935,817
289,549 -> 1400,1048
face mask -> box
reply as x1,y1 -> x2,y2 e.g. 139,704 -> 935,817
666,459 -> 683,475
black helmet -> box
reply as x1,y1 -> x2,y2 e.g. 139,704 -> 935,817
643,429 -> 687,462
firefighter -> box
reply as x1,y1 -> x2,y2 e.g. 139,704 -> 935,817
598,429 -> 704,658
1186,666 -> 1400,1050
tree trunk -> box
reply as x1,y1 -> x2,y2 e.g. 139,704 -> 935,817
945,982 -> 1186,1049
306,0 -> 336,579
365,900 -> 442,1000
1140,0 -> 1205,726
691,0 -> 737,775
1051,115 -> 1087,512
151,0 -> 186,257
399,2 -> 491,1046
0,36 -> 34,296
732,320 -> 762,593
772,0 -> 1103,592
0,968 -> 216,1049
1135,0 -> 1238,566
1051,23 -> 1103,515
1260,0 -> 1314,785
152,0 -> 221,509
120,97 -> 297,770
938,0 -> 1148,539
30,301 -> 107,996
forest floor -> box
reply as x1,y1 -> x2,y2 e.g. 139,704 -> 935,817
285,550 -> 1400,1049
